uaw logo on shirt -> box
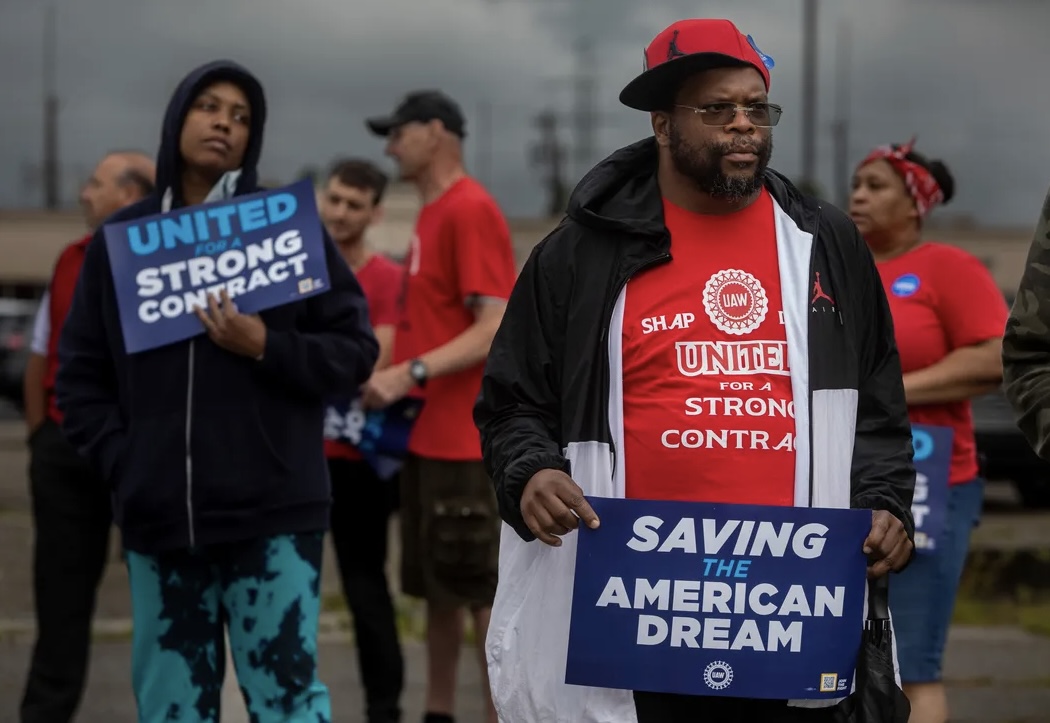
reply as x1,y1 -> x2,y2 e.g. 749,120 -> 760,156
702,269 -> 768,335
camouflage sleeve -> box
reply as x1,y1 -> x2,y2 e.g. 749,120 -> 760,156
1002,186 -> 1050,460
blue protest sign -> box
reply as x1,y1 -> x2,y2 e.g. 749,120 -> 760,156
910,424 -> 953,554
104,179 -> 330,354
324,395 -> 423,480
566,497 -> 870,700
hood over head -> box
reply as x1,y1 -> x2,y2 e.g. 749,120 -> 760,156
566,138 -> 666,239
155,60 -> 267,206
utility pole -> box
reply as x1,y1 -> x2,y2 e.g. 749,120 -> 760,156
571,38 -> 597,179
476,99 -> 493,189
800,0 -> 819,192
529,109 -> 569,217
42,3 -> 60,209
20,162 -> 39,207
544,36 -> 601,181
831,18 -> 853,210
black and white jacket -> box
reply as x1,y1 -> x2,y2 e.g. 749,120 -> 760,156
474,138 -> 916,723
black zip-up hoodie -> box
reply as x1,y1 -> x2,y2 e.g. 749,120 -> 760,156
475,138 -> 915,543
56,60 -> 378,554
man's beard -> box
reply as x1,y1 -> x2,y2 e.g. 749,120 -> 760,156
668,121 -> 773,203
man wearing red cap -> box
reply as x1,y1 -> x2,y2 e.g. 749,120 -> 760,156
474,18 -> 915,722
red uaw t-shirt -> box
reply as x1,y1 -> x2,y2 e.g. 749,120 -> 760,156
877,243 -> 1008,484
393,177 -> 517,461
325,253 -> 405,461
621,190 -> 796,505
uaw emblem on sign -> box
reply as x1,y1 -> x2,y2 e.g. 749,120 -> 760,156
703,269 -> 768,335
704,661 -> 734,691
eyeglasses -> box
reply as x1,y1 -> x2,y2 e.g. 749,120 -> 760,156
675,102 -> 783,127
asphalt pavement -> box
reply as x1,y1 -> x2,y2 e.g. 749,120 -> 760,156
1,420 -> 1049,722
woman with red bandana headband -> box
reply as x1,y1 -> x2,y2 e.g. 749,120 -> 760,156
850,140 -> 1007,723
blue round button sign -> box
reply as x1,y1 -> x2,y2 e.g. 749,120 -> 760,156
891,273 -> 920,297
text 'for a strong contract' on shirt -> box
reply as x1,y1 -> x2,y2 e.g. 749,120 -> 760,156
641,302 -> 795,454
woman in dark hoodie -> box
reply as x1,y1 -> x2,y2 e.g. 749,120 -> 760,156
56,60 -> 378,722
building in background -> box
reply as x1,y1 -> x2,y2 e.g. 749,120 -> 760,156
0,182 -> 1036,299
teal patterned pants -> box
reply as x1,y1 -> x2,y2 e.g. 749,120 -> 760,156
125,532 -> 331,722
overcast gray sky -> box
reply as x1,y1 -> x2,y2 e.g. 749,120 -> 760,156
1,0 -> 1047,226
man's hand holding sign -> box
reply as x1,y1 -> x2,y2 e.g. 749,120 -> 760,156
521,469 -> 911,579
863,509 -> 912,579
520,469 -> 601,545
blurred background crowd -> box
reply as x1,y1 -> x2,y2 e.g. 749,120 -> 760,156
2,0 -> 1048,506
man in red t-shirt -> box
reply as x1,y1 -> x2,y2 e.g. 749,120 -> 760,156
365,91 -> 517,723
20,150 -> 154,723
317,158 -> 406,723
474,19 -> 915,723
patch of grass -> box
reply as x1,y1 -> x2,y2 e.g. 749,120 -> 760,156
395,597 -> 425,640
392,597 -> 481,643
331,595 -> 481,644
948,675 -> 1050,690
952,595 -> 1050,637
92,628 -> 134,643
321,592 -> 347,613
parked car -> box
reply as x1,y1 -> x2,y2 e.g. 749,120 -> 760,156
973,388 -> 1050,508
0,298 -> 39,412
969,292 -> 1050,508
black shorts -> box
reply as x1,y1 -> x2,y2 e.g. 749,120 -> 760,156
398,455 -> 500,608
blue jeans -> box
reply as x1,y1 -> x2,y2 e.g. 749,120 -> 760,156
889,478 -> 984,683
125,533 -> 331,722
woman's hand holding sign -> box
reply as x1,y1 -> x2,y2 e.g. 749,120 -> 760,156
863,509 -> 913,579
196,289 -> 267,359
521,469 -> 601,546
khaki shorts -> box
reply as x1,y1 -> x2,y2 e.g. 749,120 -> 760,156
399,455 -> 500,608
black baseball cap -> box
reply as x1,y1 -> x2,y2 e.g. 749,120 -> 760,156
366,90 -> 467,138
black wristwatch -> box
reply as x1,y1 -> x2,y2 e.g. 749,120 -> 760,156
408,358 -> 428,387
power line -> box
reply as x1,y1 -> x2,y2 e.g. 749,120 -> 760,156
528,108 -> 569,217
475,99 -> 493,188
544,35 -> 607,179
571,38 -> 597,178
831,17 -> 853,211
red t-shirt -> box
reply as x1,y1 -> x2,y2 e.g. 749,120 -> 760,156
876,243 -> 1008,484
45,234 -> 92,424
621,191 -> 796,505
325,253 -> 405,461
393,177 -> 517,461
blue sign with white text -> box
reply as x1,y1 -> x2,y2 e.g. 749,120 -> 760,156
104,179 -> 330,354
911,424 -> 953,554
566,497 -> 870,700
324,395 -> 423,480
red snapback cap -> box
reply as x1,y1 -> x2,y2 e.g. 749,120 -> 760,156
619,19 -> 775,111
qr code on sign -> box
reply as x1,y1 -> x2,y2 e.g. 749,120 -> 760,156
819,674 -> 838,693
